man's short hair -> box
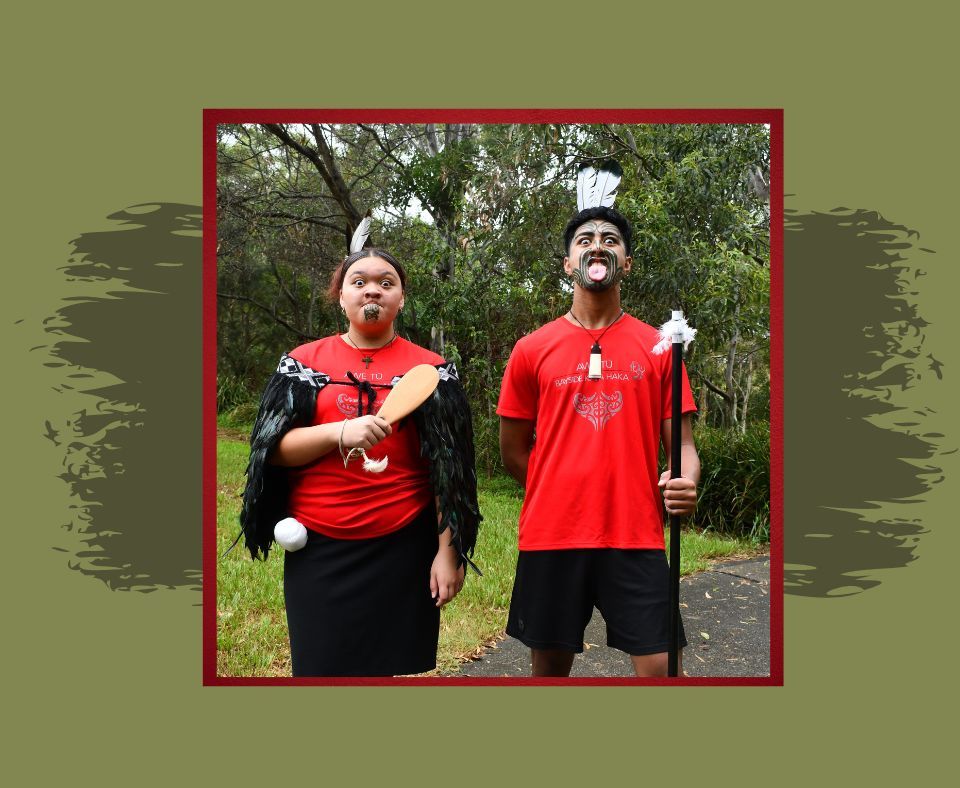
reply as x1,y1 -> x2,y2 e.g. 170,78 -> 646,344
563,206 -> 634,257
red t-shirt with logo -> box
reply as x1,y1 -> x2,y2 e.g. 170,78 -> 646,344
497,315 -> 697,551
285,335 -> 444,539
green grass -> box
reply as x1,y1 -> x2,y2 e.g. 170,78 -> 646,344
216,438 -> 291,676
215,432 -> 760,677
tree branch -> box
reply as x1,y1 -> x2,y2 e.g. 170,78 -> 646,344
217,292 -> 318,341
308,124 -> 362,230
700,375 -> 733,404
358,123 -> 409,171
261,123 -> 361,247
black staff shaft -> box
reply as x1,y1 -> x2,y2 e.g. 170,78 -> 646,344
668,338 -> 682,678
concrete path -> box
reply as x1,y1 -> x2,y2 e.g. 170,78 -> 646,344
453,555 -> 770,678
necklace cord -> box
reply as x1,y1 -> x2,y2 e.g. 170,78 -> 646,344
344,331 -> 397,364
568,310 -> 623,380
568,309 -> 624,345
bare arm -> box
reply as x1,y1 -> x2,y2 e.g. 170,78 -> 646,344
499,416 -> 535,486
658,414 -> 700,516
431,525 -> 465,607
269,415 -> 392,467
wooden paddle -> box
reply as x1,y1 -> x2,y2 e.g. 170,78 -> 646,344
377,364 -> 440,424
345,365 -> 440,473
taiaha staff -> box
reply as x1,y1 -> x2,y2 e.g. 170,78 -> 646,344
653,310 -> 696,678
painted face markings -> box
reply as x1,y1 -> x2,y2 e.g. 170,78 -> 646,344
568,221 -> 627,292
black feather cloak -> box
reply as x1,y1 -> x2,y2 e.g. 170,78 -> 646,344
236,355 -> 481,572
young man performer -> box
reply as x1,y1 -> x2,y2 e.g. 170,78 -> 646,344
497,162 -> 700,677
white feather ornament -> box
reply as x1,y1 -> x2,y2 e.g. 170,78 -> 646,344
592,162 -> 622,208
360,450 -> 388,473
577,165 -> 598,212
342,445 -> 389,473
349,212 -> 372,253
652,310 -> 697,354
576,161 -> 623,211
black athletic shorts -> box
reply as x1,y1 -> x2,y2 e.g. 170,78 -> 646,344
506,548 -> 687,656
283,505 -> 440,677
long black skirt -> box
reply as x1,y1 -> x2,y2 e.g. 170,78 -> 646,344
283,506 -> 440,677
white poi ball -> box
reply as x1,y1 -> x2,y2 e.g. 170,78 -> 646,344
274,517 -> 308,551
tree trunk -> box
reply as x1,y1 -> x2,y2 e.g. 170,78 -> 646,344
724,332 -> 740,428
430,324 -> 446,356
740,362 -> 754,433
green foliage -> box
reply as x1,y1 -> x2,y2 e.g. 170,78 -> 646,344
613,124 -> 770,429
693,422 -> 771,542
216,122 -> 771,474
217,373 -> 252,413
219,402 -> 258,432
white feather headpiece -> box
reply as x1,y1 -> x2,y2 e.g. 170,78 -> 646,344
349,211 -> 372,253
576,161 -> 623,212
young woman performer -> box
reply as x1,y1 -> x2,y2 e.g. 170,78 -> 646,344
239,230 -> 480,677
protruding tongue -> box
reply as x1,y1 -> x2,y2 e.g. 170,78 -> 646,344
588,262 -> 607,282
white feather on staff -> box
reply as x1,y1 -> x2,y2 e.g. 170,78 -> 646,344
652,311 -> 697,355
349,211 -> 372,253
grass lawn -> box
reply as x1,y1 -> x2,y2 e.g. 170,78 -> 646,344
216,433 -> 762,677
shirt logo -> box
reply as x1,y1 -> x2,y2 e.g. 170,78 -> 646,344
573,391 -> 623,431
336,392 -> 384,417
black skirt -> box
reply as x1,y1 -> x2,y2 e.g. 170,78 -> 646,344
283,505 -> 440,677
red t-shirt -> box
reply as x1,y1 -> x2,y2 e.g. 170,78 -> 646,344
497,315 -> 697,551
285,335 -> 444,539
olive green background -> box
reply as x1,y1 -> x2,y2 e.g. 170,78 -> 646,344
4,2 -> 954,783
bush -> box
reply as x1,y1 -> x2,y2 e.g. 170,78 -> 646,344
218,373 -> 254,413
693,421 -> 770,543
220,402 -> 258,432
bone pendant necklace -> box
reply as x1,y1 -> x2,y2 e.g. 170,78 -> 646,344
568,310 -> 624,380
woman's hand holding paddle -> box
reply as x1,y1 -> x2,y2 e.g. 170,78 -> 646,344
341,415 -> 391,450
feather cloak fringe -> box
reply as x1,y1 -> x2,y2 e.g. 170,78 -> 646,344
238,371 -> 321,560
411,372 -> 482,574
234,362 -> 482,572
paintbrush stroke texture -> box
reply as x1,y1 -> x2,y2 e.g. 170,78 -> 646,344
46,204 -> 202,592
42,203 -> 942,600
784,208 -> 944,596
